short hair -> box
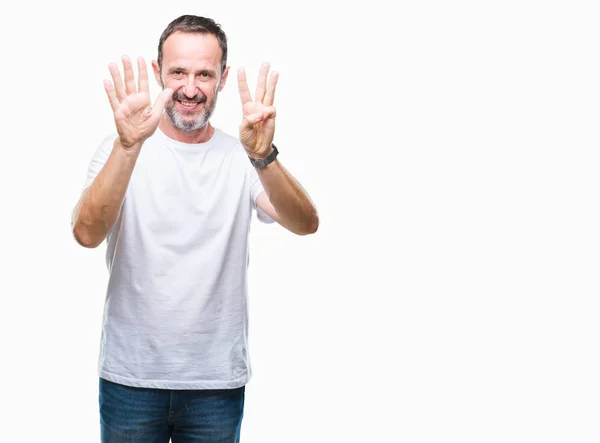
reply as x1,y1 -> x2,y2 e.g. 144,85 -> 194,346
157,15 -> 228,75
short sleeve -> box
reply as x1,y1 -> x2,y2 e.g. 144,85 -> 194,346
246,158 -> 275,224
82,134 -> 118,190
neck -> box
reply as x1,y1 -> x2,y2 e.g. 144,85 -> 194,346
158,116 -> 215,144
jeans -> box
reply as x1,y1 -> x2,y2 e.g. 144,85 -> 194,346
99,378 -> 245,442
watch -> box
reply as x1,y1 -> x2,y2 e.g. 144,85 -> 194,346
249,145 -> 279,169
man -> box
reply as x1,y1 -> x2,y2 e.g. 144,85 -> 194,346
71,14 -> 318,443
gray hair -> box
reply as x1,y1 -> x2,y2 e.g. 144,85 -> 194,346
157,15 -> 228,75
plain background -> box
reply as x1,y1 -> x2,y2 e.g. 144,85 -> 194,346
1,0 -> 599,441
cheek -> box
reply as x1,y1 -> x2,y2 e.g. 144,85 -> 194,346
210,81 -> 222,97
200,85 -> 218,101
162,75 -> 187,90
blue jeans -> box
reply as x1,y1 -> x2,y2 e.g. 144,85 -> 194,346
99,378 -> 245,442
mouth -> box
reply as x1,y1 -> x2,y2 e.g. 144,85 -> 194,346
177,100 -> 203,110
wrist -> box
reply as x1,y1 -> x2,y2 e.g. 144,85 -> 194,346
249,144 -> 279,169
248,145 -> 274,161
116,138 -> 143,154
114,139 -> 143,158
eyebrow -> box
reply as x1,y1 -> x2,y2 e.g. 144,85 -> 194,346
167,67 -> 217,76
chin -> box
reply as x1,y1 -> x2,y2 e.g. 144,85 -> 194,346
176,118 -> 209,132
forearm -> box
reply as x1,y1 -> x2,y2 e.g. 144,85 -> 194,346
72,139 -> 141,248
257,160 -> 319,235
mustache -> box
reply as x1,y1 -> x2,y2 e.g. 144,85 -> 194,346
171,91 -> 207,103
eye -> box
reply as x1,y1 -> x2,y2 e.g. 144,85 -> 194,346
172,70 -> 184,78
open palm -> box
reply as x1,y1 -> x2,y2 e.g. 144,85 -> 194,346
104,56 -> 172,149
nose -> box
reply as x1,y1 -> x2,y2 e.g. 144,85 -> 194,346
182,75 -> 198,98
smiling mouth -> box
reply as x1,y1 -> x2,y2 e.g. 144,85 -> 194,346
178,100 -> 202,109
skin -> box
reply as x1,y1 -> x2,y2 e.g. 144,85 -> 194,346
72,31 -> 318,247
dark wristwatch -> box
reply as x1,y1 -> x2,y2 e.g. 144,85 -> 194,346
249,145 -> 279,169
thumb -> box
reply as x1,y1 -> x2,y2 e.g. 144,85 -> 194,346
244,107 -> 277,126
243,112 -> 264,127
148,88 -> 173,127
153,88 -> 174,114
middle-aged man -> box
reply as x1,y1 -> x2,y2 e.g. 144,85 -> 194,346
71,14 -> 318,443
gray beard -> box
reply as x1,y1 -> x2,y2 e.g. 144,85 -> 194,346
164,100 -> 216,132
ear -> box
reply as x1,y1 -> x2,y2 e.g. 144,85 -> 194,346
151,60 -> 163,87
218,66 -> 230,92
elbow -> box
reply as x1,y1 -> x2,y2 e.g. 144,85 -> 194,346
71,192 -> 109,248
296,213 -> 319,236
308,213 -> 319,234
72,221 -> 104,249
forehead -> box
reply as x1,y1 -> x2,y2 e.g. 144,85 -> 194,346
162,31 -> 222,68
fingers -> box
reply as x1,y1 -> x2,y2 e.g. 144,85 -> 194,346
254,62 -> 270,103
243,106 -> 277,126
104,80 -> 119,112
238,68 -> 252,105
107,55 -> 149,107
263,71 -> 279,107
122,56 -> 136,95
263,105 -> 277,120
108,63 -> 126,102
137,57 -> 149,94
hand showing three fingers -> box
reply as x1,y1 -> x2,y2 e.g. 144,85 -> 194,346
238,62 -> 279,159
104,56 -> 173,150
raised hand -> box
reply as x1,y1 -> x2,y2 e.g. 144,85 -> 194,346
238,62 -> 279,159
104,56 -> 173,150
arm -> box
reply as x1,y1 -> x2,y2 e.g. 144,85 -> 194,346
72,140 -> 140,248
238,63 -> 318,235
72,55 -> 172,248
255,159 -> 318,235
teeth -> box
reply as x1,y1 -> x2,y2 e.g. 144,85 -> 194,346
181,101 -> 198,106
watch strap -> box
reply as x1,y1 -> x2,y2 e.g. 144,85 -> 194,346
249,145 -> 279,169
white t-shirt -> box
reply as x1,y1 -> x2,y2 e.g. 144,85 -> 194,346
81,128 -> 273,389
